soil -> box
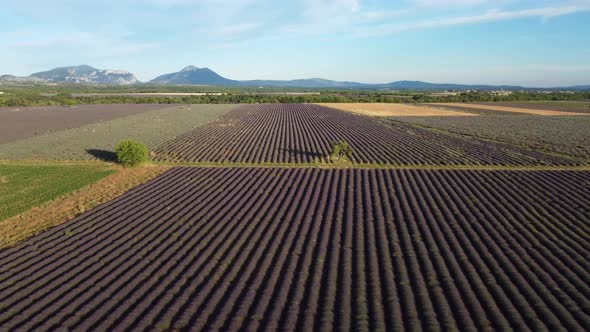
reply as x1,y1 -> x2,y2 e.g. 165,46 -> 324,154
319,103 -> 477,116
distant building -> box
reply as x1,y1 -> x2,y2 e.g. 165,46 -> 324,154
490,90 -> 513,96
429,92 -> 460,97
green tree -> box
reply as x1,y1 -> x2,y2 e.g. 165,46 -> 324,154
331,141 -> 353,161
115,140 -> 149,167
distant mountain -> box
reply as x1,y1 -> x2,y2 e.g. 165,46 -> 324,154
238,78 -> 368,89
149,67 -> 370,88
381,81 -> 525,90
2,65 -> 589,90
0,74 -> 46,83
150,66 -> 237,85
149,66 -> 590,90
30,65 -> 139,85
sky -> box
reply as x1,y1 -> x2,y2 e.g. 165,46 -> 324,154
1,0 -> 589,87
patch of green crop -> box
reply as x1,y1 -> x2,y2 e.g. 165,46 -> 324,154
0,164 -> 114,221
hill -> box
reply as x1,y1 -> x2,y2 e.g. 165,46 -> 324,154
30,65 -> 139,85
150,66 -> 589,90
150,66 -> 237,85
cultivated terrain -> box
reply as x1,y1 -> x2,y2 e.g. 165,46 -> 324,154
1,168 -> 588,330
0,98 -> 588,331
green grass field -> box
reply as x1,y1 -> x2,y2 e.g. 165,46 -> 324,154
0,104 -> 238,161
0,164 -> 115,221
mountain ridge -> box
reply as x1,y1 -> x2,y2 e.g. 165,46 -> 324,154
29,65 -> 139,85
1,65 -> 589,90
148,66 -> 589,90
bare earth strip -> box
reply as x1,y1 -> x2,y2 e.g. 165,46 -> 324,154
318,103 -> 477,116
430,103 -> 589,116
0,165 -> 169,249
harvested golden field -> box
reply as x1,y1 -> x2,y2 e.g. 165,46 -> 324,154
431,103 -> 589,116
318,103 -> 477,116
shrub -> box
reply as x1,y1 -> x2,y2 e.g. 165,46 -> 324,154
115,140 -> 149,167
331,140 -> 353,161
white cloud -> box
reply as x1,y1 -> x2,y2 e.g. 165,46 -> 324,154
363,9 -> 412,20
355,5 -> 590,36
303,0 -> 361,17
7,31 -> 156,58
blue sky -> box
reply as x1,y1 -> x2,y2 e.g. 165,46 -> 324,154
1,0 -> 589,86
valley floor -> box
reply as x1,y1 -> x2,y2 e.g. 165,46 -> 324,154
0,102 -> 588,331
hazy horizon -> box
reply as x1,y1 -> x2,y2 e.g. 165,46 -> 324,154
1,0 -> 590,87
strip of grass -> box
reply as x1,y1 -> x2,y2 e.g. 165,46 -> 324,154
0,164 -> 114,221
0,165 -> 168,248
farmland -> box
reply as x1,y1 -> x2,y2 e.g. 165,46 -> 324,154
154,104 -> 581,166
318,102 -> 476,116
0,104 -> 237,160
428,103 -> 587,116
389,114 -> 590,159
0,164 -> 114,221
480,101 -> 590,114
0,167 -> 588,331
0,165 -> 168,249
0,98 -> 589,331
0,104 -> 174,144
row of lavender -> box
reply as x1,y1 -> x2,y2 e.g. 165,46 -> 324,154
0,168 -> 588,331
153,104 -> 582,165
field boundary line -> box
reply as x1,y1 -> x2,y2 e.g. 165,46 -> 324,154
0,159 -> 116,167
0,165 -> 170,249
3,159 -> 589,171
150,161 -> 590,171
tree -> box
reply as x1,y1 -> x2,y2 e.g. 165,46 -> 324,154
115,140 -> 149,167
331,141 -> 353,161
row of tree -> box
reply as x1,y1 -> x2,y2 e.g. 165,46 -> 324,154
0,89 -> 588,107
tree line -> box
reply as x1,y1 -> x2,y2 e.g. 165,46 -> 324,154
0,89 -> 588,107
